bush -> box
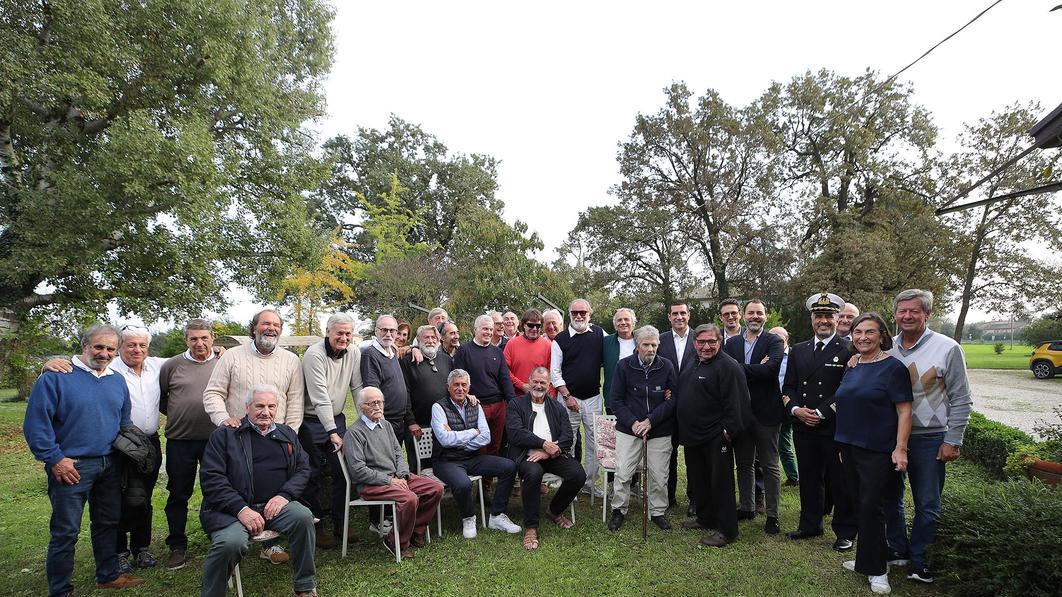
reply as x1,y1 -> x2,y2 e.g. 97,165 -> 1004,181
936,476 -> 1062,596
993,342 -> 1004,354
962,412 -> 1033,478
1003,441 -> 1062,478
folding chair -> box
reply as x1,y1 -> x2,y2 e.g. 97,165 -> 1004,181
593,414 -> 618,523
338,456 -> 402,563
414,426 -> 487,534
541,472 -> 577,524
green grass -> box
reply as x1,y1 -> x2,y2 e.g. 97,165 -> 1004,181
0,399 -> 956,596
959,342 -> 1033,370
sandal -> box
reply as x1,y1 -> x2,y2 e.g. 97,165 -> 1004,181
523,528 -> 539,550
548,512 -> 575,529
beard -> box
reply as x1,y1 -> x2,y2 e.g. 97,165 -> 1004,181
746,320 -> 763,333
421,344 -> 439,359
571,320 -> 589,333
254,332 -> 278,352
529,388 -> 548,400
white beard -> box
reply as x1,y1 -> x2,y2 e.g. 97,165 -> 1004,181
421,344 -> 439,359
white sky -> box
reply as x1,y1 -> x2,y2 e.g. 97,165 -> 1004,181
219,0 -> 1062,329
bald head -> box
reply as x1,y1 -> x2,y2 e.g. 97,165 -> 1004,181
837,303 -> 860,336
769,326 -> 789,349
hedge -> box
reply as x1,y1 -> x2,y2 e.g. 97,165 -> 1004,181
936,475 -> 1062,596
961,412 -> 1033,478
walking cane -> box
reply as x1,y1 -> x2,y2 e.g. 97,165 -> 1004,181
642,433 -> 649,541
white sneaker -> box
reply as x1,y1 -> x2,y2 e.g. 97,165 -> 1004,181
842,560 -> 856,572
488,513 -> 521,534
462,516 -> 477,539
369,519 -> 393,537
869,574 -> 891,594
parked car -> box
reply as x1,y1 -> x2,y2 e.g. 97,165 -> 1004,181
1029,340 -> 1062,379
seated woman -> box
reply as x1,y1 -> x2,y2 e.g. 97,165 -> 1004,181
835,313 -> 913,595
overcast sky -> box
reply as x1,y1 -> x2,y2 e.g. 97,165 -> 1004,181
223,0 -> 1061,328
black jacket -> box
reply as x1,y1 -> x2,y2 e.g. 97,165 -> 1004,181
782,336 -> 853,436
677,352 -> 748,446
609,354 -> 678,439
198,417 -> 310,534
505,394 -> 573,462
723,331 -> 785,426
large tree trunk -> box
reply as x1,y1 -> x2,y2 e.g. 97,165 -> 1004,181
954,212 -> 989,342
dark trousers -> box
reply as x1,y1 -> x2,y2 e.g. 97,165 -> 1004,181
118,433 -> 162,555
298,416 -> 348,533
432,455 -> 516,518
842,444 -> 899,577
46,454 -> 123,597
668,429 -> 693,505
685,435 -> 738,540
793,432 -> 857,539
164,438 -> 208,550
517,456 -> 586,528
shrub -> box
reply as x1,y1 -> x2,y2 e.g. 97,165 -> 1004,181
1003,441 -> 1062,478
993,342 -> 1004,354
936,476 -> 1062,596
962,412 -> 1033,478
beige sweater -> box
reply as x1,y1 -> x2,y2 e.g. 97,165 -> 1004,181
203,343 -> 305,431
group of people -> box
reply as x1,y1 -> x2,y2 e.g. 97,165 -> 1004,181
22,289 -> 972,596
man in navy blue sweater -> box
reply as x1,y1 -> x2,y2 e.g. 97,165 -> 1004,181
454,314 -> 517,458
24,324 -> 145,596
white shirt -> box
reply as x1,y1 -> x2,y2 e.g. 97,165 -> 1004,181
618,336 -> 636,360
549,324 -> 595,390
72,355 -> 115,378
109,355 -> 166,434
531,400 -> 551,442
814,334 -> 837,351
672,328 -> 690,368
371,338 -> 396,359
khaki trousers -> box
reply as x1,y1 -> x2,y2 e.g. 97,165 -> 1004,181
611,431 -> 672,517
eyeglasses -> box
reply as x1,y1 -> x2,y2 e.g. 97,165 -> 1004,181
694,339 -> 720,346
377,327 -> 397,335
570,310 -> 588,316
524,322 -> 542,329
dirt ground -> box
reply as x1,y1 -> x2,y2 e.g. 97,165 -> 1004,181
969,369 -> 1061,438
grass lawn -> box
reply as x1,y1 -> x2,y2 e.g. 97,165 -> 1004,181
0,399 -> 956,597
959,342 -> 1033,370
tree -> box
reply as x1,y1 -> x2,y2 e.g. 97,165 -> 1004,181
615,82 -> 783,301
1020,312 -> 1062,346
944,103 -> 1062,341
0,0 -> 334,323
276,230 -> 357,336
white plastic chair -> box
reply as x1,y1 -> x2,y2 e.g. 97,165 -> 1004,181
593,414 -> 618,523
338,456 -> 402,563
541,472 -> 577,524
415,426 -> 487,534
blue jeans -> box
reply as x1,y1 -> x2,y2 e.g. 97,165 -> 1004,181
885,432 -> 946,568
432,455 -> 516,518
46,455 -> 123,597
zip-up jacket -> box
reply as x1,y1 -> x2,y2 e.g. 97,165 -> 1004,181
609,353 -> 678,439
198,417 -> 310,534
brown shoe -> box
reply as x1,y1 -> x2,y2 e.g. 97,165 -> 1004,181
699,532 -> 731,547
166,548 -> 187,570
97,573 -> 146,589
410,531 -> 426,548
315,529 -> 338,549
401,546 -> 415,559
681,519 -> 704,530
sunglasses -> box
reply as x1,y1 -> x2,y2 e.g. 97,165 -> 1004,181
524,322 -> 542,329
570,310 -> 589,316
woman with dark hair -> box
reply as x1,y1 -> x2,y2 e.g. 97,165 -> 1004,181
395,320 -> 412,348
835,312 -> 913,594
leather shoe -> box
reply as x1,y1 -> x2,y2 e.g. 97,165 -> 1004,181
315,529 -> 337,549
97,573 -> 145,589
651,515 -> 671,530
698,532 -> 730,547
736,509 -> 756,520
607,509 -> 625,531
681,519 -> 704,530
764,517 -> 780,535
787,529 -> 823,540
832,538 -> 854,552
410,531 -> 426,548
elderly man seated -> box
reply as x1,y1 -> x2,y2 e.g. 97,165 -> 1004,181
505,367 -> 586,549
342,387 -> 444,559
198,385 -> 317,597
431,369 -> 521,539
608,325 -> 678,532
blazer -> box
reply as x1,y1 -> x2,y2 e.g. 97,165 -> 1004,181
781,336 -> 853,436
602,333 -> 622,408
659,329 -> 696,379
723,331 -> 785,426
505,394 -> 574,462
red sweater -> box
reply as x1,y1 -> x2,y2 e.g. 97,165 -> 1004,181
502,334 -> 553,396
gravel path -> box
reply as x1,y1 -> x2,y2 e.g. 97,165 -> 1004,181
969,369 -> 1061,438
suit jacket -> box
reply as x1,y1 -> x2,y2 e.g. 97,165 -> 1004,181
724,331 -> 785,426
659,329 -> 696,380
602,333 -> 621,408
781,336 -> 853,436
505,394 -> 574,462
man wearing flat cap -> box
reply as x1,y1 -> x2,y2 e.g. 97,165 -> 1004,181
782,292 -> 857,552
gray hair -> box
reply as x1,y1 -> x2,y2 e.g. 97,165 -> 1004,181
81,324 -> 120,348
447,368 -> 470,385
530,366 -> 549,379
375,314 -> 397,327
542,309 -> 564,323
568,298 -> 591,311
473,314 -> 494,329
633,325 -> 660,345
249,308 -> 284,334
428,307 -> 449,321
184,318 -> 213,336
894,289 -> 934,313
355,386 -> 383,411
693,323 -> 722,339
485,310 -> 501,319
613,307 -> 637,326
416,325 -> 438,341
244,383 -> 281,405
119,324 -> 151,346
325,312 -> 355,332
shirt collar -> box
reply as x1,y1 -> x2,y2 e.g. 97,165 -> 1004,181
251,420 -> 278,436
893,327 -> 933,353
815,334 -> 836,347
372,338 -> 395,358
324,337 -> 347,359
567,324 -> 593,336
72,355 -> 114,377
361,415 -> 380,430
183,349 -> 216,362
672,327 -> 689,339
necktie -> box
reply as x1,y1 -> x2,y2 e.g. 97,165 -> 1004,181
815,341 -> 824,356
